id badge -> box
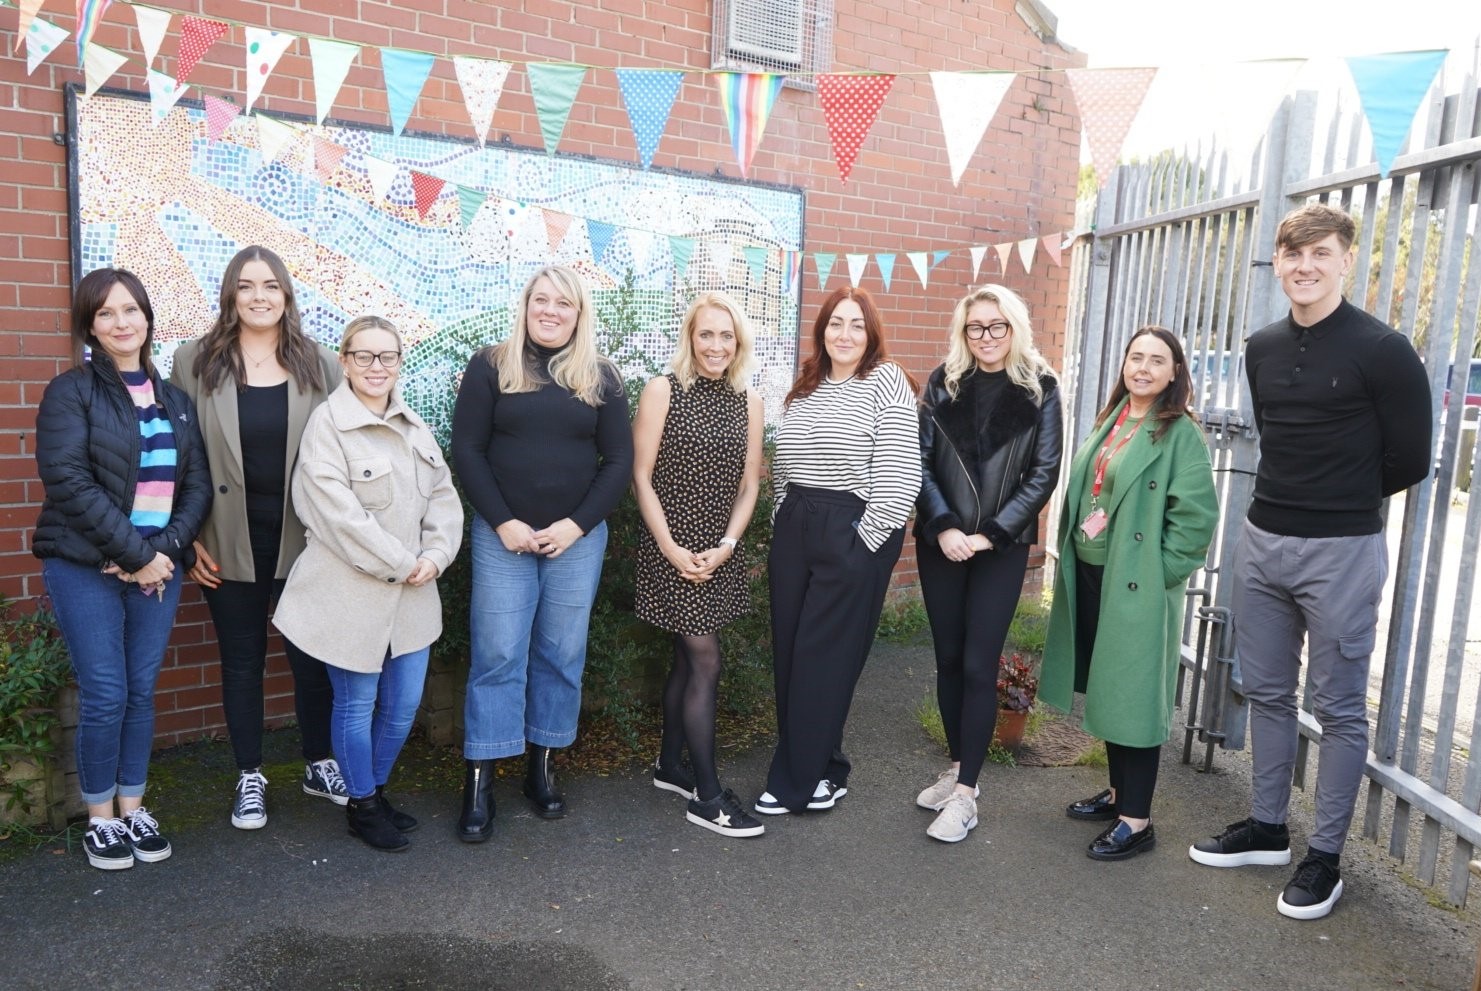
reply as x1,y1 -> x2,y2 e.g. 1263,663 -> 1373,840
1079,506 -> 1108,539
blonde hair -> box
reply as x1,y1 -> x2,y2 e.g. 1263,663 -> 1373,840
942,284 -> 1055,402
669,291 -> 755,392
491,266 -> 612,406
339,314 -> 403,353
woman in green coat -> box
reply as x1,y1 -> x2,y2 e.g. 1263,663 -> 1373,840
1041,326 -> 1218,861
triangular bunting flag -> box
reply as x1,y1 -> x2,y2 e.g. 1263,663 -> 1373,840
244,28 -> 297,112
929,71 -> 1015,185
132,3 -> 169,69
670,235 -> 695,279
907,251 -> 930,288
495,198 -> 529,239
875,253 -> 896,292
543,209 -> 574,254
816,74 -> 896,183
846,253 -> 869,288
309,38 -> 359,125
74,0 -> 111,68
255,114 -> 297,164
815,252 -> 836,290
1041,234 -> 1063,267
1016,237 -> 1038,273
588,219 -> 616,264
175,16 -> 228,85
742,245 -> 768,284
1065,67 -> 1158,188
708,240 -> 733,282
615,68 -> 683,169
526,63 -> 587,155
1345,50 -> 1448,178
16,0 -> 44,54
410,171 -> 445,220
993,242 -> 1013,274
203,94 -> 241,141
147,69 -> 190,123
84,43 -> 128,97
380,48 -> 436,137
25,16 -> 68,75
713,72 -> 785,178
969,245 -> 987,282
457,185 -> 488,228
364,156 -> 399,200
628,228 -> 655,273
313,135 -> 346,182
932,249 -> 951,269
783,250 -> 802,292
453,56 -> 511,147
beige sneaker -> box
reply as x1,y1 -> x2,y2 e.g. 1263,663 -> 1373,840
927,793 -> 979,843
916,768 -> 980,811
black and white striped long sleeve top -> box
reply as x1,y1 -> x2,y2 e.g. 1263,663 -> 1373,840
772,361 -> 923,551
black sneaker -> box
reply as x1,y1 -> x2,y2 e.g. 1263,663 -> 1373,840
1278,852 -> 1343,920
83,817 -> 134,871
122,807 -> 172,862
1188,817 -> 1292,867
806,779 -> 847,810
686,789 -> 765,838
652,758 -> 696,799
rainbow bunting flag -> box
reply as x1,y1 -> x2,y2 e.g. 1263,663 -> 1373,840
713,72 -> 785,178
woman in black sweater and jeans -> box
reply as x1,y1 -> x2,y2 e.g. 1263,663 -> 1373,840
452,266 -> 633,841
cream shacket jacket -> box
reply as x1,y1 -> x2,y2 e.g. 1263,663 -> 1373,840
273,384 -> 463,672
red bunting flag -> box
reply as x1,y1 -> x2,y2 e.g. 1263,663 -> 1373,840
314,136 -> 347,183
543,209 -> 574,254
410,170 -> 445,220
175,16 -> 229,85
1041,234 -> 1063,267
203,95 -> 241,143
815,74 -> 895,184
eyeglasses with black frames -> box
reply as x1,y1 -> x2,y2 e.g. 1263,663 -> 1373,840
345,350 -> 403,368
964,321 -> 1011,340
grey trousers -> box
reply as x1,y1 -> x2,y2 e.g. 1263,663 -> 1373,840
1232,520 -> 1387,855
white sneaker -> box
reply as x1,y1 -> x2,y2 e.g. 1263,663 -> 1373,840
807,779 -> 847,810
927,793 -> 979,843
753,791 -> 789,816
231,769 -> 268,830
916,769 -> 980,811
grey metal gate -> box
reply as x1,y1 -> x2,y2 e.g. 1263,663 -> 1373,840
1063,73 -> 1481,905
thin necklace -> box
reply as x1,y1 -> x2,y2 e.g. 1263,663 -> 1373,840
241,341 -> 277,368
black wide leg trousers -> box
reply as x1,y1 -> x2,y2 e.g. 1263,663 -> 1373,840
765,486 -> 904,812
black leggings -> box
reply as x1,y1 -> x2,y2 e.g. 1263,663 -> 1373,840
917,537 -> 1030,790
659,633 -> 722,801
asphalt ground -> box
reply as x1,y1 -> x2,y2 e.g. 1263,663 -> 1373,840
0,641 -> 1475,991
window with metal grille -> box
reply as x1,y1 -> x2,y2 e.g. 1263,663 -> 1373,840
712,0 -> 834,90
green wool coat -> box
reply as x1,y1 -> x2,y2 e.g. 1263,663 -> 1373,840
1039,401 -> 1219,748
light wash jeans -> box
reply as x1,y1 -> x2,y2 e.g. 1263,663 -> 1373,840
325,647 -> 430,799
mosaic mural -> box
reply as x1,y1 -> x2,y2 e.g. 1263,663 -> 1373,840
68,90 -> 805,435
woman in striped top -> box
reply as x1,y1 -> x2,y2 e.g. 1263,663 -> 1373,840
754,287 -> 922,816
33,269 -> 211,870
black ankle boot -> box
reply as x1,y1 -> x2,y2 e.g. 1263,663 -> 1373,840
347,795 -> 409,852
376,785 -> 418,833
523,746 -> 566,819
457,759 -> 496,843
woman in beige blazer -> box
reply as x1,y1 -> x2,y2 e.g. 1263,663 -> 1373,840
170,245 -> 344,831
274,315 -> 462,851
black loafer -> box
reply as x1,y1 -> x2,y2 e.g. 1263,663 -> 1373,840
1087,820 -> 1156,861
1066,788 -> 1117,821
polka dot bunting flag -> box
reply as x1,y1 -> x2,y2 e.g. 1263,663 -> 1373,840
175,15 -> 228,86
244,28 -> 297,112
815,73 -> 896,184
203,94 -> 241,142
615,69 -> 684,170
25,15 -> 69,76
1064,67 -> 1157,188
410,170 -> 445,221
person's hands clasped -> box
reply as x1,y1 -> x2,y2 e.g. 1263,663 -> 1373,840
405,557 -> 439,587
968,533 -> 994,553
496,519 -> 542,555
664,544 -> 708,583
532,518 -> 583,559
937,527 -> 977,562
690,542 -> 735,581
188,540 -> 222,588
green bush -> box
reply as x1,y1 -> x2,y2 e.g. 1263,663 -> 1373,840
0,607 -> 72,815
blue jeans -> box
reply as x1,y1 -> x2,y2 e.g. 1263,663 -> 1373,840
42,558 -> 183,805
463,516 -> 608,759
324,648 -> 430,799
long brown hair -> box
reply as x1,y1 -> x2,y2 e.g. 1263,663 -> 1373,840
785,286 -> 917,406
71,268 -> 157,376
1093,325 -> 1198,442
192,245 -> 327,394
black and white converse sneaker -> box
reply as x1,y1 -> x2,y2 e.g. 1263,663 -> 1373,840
84,816 -> 134,871
232,769 -> 268,830
122,807 -> 172,862
687,789 -> 765,838
652,758 -> 696,799
303,758 -> 349,806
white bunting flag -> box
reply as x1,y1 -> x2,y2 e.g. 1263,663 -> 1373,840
147,68 -> 190,123
846,252 -> 869,288
970,245 -> 988,282
244,28 -> 297,112
364,156 -> 399,201
255,114 -> 297,165
133,4 -> 171,70
929,71 -> 1016,186
907,251 -> 930,288
84,43 -> 129,97
453,56 -> 512,147
309,38 -> 360,124
1016,237 -> 1038,273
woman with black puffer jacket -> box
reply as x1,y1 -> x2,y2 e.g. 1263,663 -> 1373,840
33,267 -> 211,871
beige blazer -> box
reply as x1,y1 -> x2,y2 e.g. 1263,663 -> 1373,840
272,385 -> 464,672
170,339 -> 342,582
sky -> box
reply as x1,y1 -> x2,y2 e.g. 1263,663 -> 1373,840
1045,0 -> 1481,165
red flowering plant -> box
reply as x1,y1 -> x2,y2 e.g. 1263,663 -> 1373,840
996,653 -> 1039,713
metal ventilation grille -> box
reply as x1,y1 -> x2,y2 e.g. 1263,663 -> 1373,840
712,0 -> 834,91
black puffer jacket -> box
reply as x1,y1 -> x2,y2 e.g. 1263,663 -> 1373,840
915,365 -> 1063,547
32,354 -> 212,572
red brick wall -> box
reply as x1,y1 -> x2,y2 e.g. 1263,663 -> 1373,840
1,0 -> 1083,746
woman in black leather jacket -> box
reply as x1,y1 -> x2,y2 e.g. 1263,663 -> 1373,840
912,284 -> 1062,843
33,268 -> 211,870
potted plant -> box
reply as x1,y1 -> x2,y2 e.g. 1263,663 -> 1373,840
994,652 -> 1038,753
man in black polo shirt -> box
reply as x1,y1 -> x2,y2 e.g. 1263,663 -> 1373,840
1188,203 -> 1432,920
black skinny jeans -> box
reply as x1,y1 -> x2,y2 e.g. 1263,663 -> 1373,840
203,504 -> 333,771
917,537 -> 1030,790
